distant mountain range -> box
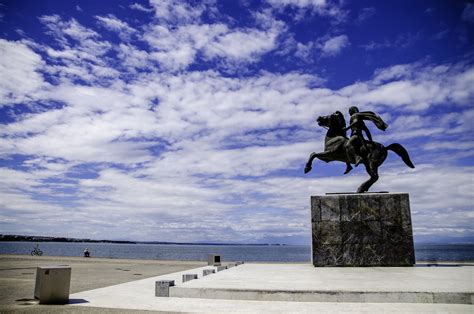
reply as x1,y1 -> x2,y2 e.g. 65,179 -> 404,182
0,234 -> 285,246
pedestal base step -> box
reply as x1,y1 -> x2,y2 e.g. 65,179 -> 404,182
170,287 -> 472,304
168,264 -> 473,305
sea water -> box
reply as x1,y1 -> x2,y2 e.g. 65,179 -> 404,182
1,242 -> 473,262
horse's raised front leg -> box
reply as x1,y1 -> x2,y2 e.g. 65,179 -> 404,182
357,162 -> 379,193
305,151 -> 332,174
304,152 -> 318,173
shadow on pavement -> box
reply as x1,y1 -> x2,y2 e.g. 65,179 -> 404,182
68,298 -> 89,304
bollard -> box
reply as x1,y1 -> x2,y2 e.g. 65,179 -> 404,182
216,265 -> 227,272
208,254 -> 221,266
34,266 -> 71,304
203,269 -> 215,276
155,280 -> 175,297
182,274 -> 198,282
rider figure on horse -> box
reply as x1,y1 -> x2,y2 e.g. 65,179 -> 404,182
343,106 -> 388,174
305,107 -> 414,193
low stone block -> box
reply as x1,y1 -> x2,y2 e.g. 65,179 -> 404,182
236,261 -> 244,265
155,280 -> 175,297
203,269 -> 215,276
182,274 -> 198,282
311,193 -> 415,266
216,265 -> 227,272
208,254 -> 221,266
34,266 -> 71,304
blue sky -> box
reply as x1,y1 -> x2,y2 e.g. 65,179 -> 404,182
0,0 -> 473,244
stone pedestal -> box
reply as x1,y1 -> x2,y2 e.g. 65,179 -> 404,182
311,193 -> 415,267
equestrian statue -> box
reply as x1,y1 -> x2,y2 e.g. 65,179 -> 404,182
304,106 -> 415,193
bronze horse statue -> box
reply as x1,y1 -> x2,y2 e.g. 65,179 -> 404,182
304,111 -> 414,193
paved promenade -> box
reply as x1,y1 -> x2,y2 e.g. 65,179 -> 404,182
1,254 -> 472,313
0,254 -> 205,313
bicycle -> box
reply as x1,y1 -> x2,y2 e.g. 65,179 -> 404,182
31,244 -> 43,256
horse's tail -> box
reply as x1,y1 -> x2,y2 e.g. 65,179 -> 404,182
386,143 -> 415,168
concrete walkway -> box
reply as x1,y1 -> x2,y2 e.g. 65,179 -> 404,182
69,263 -> 474,313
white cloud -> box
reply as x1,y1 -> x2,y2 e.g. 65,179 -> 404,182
37,15 -> 114,83
117,44 -> 150,71
360,32 -> 421,51
294,41 -> 314,60
95,14 -> 136,40
39,15 -> 111,57
149,0 -> 206,24
204,28 -> 279,61
373,64 -> 418,83
129,2 -> 154,13
352,63 -> 474,109
281,32 -> 353,61
38,7 -> 284,74
355,7 -> 375,24
266,0 -> 326,10
4,58 -> 470,169
462,3 -> 474,23
1,157 -> 472,242
265,0 -> 347,24
143,20 -> 281,70
39,15 -> 99,44
320,34 -> 349,56
423,141 -> 474,151
0,39 -> 45,105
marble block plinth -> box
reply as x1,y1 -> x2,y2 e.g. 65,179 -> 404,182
34,266 -> 71,304
311,193 -> 415,267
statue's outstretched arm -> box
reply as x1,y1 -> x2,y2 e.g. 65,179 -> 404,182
343,121 -> 357,132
